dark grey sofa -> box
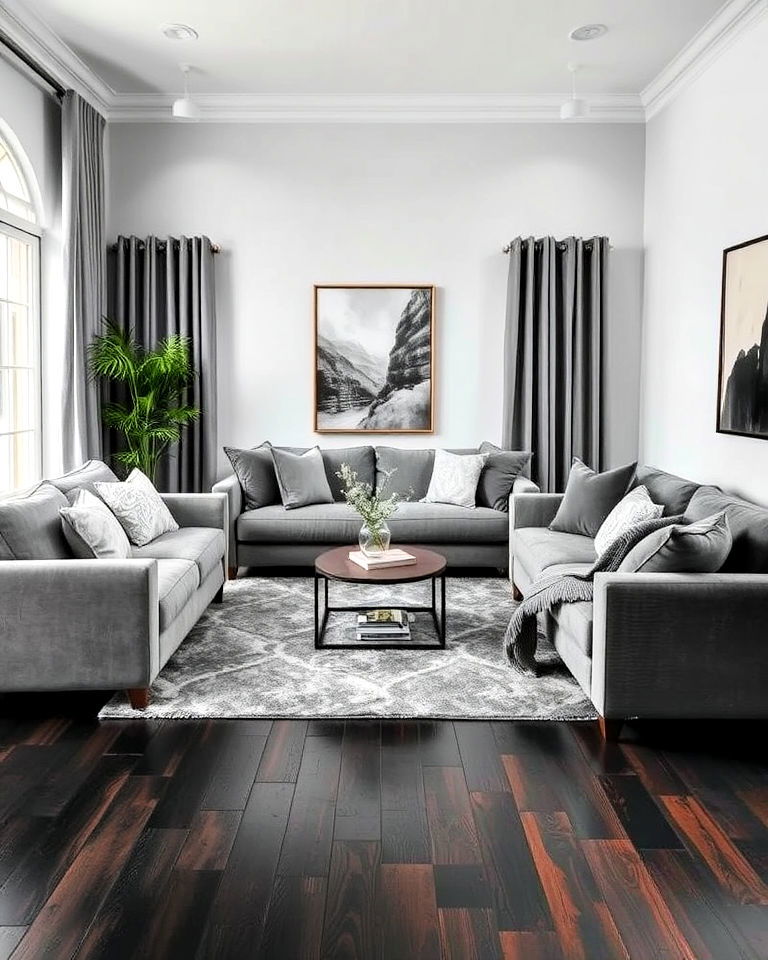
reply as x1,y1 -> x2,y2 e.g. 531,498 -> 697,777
0,460 -> 227,708
510,464 -> 768,736
214,445 -> 538,573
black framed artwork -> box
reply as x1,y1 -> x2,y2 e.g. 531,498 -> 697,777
717,233 -> 768,440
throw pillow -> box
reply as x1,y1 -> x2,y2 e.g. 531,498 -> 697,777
225,442 -> 280,509
550,459 -> 637,539
619,511 -> 732,574
422,449 -> 488,509
375,447 -> 436,499
476,442 -> 532,512
60,489 -> 132,559
684,485 -> 768,573
0,482 -> 71,560
594,485 -> 664,556
270,446 -> 334,510
634,465 -> 701,516
94,469 -> 179,547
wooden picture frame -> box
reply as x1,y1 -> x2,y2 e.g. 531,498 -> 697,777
716,234 -> 768,441
313,284 -> 435,434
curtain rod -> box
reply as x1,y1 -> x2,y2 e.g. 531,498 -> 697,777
502,238 -> 611,254
109,239 -> 221,254
0,34 -> 65,98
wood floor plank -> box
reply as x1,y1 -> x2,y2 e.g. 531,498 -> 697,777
258,875 -> 326,960
102,719 -> 162,756
197,781 -> 295,959
581,838 -> 697,960
501,754 -> 561,814
201,734 -> 267,810
381,723 -> 430,863
379,864 -> 441,960
143,870 -> 222,959
131,721 -> 201,777
438,908 -> 502,960
423,767 -> 482,865
419,721 -> 461,765
334,723 -> 381,842
598,774 -> 685,849
320,841 -> 379,960
499,931 -> 563,960
433,865 -> 492,908
621,744 -> 688,796
661,795 -> 768,905
520,812 -> 629,960
256,720 -> 309,783
175,810 -> 241,871
470,791 -> 552,932
455,722 -> 510,793
569,722 -> 632,775
9,776 -> 162,960
0,928 -> 25,960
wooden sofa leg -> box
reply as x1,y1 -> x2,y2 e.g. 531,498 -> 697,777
127,688 -> 150,710
227,566 -> 238,581
512,583 -> 523,602
213,582 -> 224,604
598,717 -> 623,742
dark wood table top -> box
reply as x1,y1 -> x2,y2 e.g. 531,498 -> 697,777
315,545 -> 447,584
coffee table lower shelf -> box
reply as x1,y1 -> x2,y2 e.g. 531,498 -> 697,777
313,572 -> 446,650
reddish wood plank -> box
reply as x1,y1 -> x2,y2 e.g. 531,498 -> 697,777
499,931 -> 563,960
581,839 -> 697,960
379,864 -> 441,960
256,720 -> 308,782
423,767 -> 482,865
321,841 -> 380,960
621,744 -> 688,795
176,810 -> 241,871
661,795 -> 768,905
258,875 -> 326,960
438,908 -> 502,960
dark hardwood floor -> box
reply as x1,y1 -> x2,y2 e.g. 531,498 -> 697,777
0,707 -> 767,959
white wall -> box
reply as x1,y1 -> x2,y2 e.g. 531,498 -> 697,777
641,13 -> 768,505
108,122 -> 645,480
0,54 -> 63,476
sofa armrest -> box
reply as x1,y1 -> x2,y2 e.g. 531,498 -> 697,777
212,474 -> 242,570
510,492 -> 562,530
0,559 -> 159,692
511,475 -> 540,496
591,572 -> 768,719
161,492 -> 229,569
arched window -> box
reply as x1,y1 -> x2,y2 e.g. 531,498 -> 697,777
0,127 -> 41,494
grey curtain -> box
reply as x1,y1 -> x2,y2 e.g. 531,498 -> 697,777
502,236 -> 608,492
61,91 -> 106,469
107,236 -> 217,493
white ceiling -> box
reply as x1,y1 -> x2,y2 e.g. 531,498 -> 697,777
20,0 -> 726,98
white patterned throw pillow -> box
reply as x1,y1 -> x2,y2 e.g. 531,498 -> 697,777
422,449 -> 488,509
60,488 -> 132,559
94,469 -> 178,547
594,485 -> 663,556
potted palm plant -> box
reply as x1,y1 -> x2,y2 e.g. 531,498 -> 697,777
89,321 -> 200,482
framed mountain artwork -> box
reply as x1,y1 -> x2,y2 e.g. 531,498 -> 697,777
717,234 -> 768,440
314,284 -> 435,433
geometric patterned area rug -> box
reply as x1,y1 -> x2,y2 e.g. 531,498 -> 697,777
99,576 -> 597,720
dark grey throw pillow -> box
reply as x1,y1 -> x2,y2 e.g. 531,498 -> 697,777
318,447 -> 376,501
634,465 -> 700,516
476,442 -> 532,512
619,511 -> 731,574
550,459 -> 637,539
0,482 -> 71,560
684,486 -> 768,572
225,443 -> 280,510
375,447 -> 435,499
270,446 -> 334,510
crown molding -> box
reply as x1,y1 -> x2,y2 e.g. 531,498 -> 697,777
642,0 -> 768,119
106,94 -> 645,124
0,0 -> 113,113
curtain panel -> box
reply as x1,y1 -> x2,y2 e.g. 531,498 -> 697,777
106,236 -> 218,493
61,91 -> 106,469
502,236 -> 608,492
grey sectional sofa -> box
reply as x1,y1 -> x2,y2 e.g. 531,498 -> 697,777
510,464 -> 768,737
0,460 -> 227,708
214,445 -> 538,574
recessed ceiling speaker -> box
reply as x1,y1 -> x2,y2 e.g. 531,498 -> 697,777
569,24 -> 608,42
161,23 -> 199,41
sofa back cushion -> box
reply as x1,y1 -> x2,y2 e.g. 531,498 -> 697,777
317,446 -> 375,501
635,465 -> 700,516
0,482 -> 71,559
49,459 -> 119,497
374,447 -> 477,500
619,511 -> 732,574
684,486 -> 768,572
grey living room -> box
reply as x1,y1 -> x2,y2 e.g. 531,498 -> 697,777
1,2 -> 768,958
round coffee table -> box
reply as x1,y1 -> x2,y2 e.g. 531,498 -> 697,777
314,545 -> 447,650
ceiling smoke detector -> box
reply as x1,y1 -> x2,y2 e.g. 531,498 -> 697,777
161,23 -> 199,41
172,64 -> 201,121
568,23 -> 607,42
560,63 -> 588,121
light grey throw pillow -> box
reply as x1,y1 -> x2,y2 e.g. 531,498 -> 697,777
0,482 -> 71,560
619,511 -> 732,574
422,449 -> 488,508
550,458 -> 637,539
60,489 -> 132,559
224,442 -> 280,509
270,446 -> 334,510
95,469 -> 179,546
594,485 -> 663,556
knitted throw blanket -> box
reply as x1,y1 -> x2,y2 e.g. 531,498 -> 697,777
505,515 -> 684,676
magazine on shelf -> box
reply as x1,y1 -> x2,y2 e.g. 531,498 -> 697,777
348,549 -> 417,570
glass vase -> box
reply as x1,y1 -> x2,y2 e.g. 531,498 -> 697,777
359,521 -> 391,558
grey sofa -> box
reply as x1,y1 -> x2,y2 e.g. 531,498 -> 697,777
0,460 -> 227,709
214,445 -> 538,574
510,464 -> 768,737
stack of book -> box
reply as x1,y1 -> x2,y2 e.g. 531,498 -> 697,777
356,609 -> 412,642
348,548 -> 417,570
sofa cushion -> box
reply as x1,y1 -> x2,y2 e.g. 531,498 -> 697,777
95,469 -> 179,546
60,489 -> 132,560
132,527 -> 225,581
0,482 -> 71,560
552,600 -> 594,657
49,459 -> 119,497
271,447 -> 334,510
423,449 -> 488,508
374,447 -> 477,500
225,443 -> 280,509
279,446 -> 376,501
550,459 -> 637,538
635,465 -> 700,516
619,511 -> 731,575
156,559 -> 200,632
514,527 -> 596,583
476,443 -> 532,511
684,486 -> 768,573
237,500 -> 508,545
